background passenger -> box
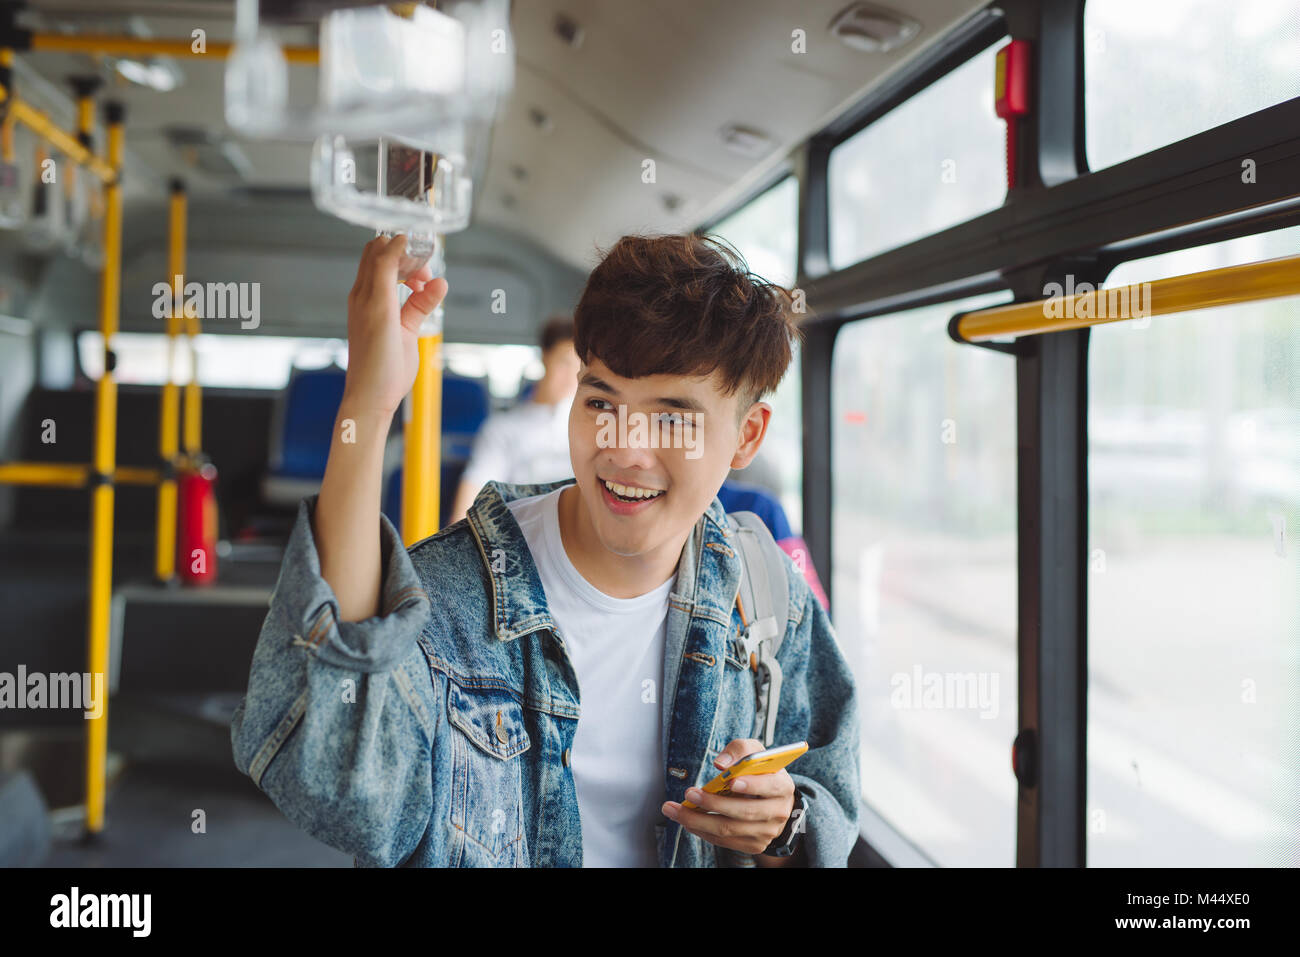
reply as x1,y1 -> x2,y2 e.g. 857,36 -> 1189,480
449,315 -> 579,523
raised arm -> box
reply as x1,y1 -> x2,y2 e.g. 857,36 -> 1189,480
315,234 -> 447,621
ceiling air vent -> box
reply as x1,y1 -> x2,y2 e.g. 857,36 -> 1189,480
553,13 -> 584,49
829,3 -> 921,53
719,124 -> 775,158
527,106 -> 554,134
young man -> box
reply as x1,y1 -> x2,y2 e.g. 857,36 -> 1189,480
447,315 -> 579,524
231,233 -> 860,867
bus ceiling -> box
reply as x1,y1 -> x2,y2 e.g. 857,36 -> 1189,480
0,0 -> 993,292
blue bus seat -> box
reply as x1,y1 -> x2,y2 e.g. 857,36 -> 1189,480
261,364 -> 347,506
263,365 -> 491,511
442,374 -> 492,459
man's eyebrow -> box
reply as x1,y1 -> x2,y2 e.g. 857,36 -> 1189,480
579,372 -> 706,412
655,395 -> 707,413
578,372 -> 619,394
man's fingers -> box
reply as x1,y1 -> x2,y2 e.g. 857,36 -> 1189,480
377,232 -> 408,258
403,261 -> 435,287
352,234 -> 410,308
664,803 -> 776,854
352,235 -> 398,295
400,277 -> 448,328
669,803 -> 769,838
726,769 -> 791,798
678,787 -> 780,822
715,738 -> 765,769
350,236 -> 385,301
371,233 -> 408,283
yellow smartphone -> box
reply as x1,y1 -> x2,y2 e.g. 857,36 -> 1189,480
680,741 -> 808,809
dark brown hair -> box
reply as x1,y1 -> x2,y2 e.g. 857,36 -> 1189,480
539,314 -> 575,354
573,234 -> 802,417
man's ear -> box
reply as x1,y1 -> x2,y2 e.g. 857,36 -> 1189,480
730,401 -> 772,470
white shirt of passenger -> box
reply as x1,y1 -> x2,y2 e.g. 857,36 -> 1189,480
460,398 -> 574,491
506,488 -> 673,867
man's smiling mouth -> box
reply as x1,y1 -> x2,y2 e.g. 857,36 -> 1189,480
601,478 -> 666,503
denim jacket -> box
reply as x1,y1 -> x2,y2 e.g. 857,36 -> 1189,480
231,479 -> 860,867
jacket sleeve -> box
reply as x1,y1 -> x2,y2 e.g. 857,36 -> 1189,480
230,494 -> 437,867
771,548 -> 861,867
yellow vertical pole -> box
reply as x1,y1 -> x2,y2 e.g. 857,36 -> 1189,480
85,100 -> 124,835
402,312 -> 443,546
0,105 -> 13,167
182,189 -> 201,459
70,76 -> 100,169
182,351 -> 201,456
155,180 -> 185,581
183,360 -> 201,457
68,76 -> 97,229
76,96 -> 93,138
0,50 -> 11,165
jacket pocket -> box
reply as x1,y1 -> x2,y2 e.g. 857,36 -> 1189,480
446,680 -> 530,866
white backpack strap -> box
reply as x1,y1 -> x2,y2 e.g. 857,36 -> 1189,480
727,511 -> 789,747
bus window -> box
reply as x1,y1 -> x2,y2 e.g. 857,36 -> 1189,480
77,331 -> 346,389
1086,224 -> 1300,866
1085,0 -> 1300,171
828,40 -> 1005,270
442,342 -> 547,402
832,290 -> 1016,866
708,175 -> 802,529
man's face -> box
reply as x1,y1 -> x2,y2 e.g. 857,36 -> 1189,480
568,356 -> 769,561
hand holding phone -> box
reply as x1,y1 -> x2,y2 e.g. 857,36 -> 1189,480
680,741 -> 808,809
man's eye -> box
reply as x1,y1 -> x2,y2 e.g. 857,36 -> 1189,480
657,412 -> 691,429
586,397 -> 613,411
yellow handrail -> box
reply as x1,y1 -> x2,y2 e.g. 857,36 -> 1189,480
0,462 -> 90,487
955,254 -> 1300,342
115,467 -> 161,486
28,34 -> 319,65
0,463 -> 159,487
0,89 -> 116,183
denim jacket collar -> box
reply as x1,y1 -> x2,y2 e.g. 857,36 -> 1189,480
464,479 -> 567,643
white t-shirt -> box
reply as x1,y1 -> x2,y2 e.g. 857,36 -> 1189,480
460,398 -> 574,490
506,488 -> 673,867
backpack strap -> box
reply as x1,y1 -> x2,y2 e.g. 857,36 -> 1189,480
726,511 -> 790,747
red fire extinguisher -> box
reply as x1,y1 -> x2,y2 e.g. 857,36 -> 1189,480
177,460 -> 218,585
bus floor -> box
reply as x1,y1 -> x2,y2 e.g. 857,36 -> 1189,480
33,694 -> 352,868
